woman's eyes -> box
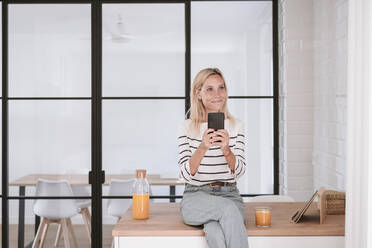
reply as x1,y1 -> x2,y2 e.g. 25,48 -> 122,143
206,86 -> 224,92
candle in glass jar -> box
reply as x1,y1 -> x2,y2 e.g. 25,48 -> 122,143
255,207 -> 272,227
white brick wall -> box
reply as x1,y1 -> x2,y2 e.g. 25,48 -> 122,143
279,0 -> 314,201
313,0 -> 348,191
279,0 -> 348,200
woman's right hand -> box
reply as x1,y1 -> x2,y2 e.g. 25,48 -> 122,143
200,128 -> 217,150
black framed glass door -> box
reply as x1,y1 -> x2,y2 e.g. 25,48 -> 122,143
2,0 -> 279,247
2,1 -> 94,247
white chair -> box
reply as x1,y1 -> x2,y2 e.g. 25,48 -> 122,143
107,179 -> 135,220
248,195 -> 295,202
55,186 -> 92,247
107,179 -> 135,248
32,179 -> 79,248
55,169 -> 92,246
107,178 -> 155,219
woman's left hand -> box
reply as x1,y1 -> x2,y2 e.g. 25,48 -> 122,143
214,129 -> 230,152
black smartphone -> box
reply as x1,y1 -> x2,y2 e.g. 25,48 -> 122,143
208,112 -> 225,131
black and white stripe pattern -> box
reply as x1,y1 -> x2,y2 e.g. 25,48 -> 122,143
177,119 -> 246,186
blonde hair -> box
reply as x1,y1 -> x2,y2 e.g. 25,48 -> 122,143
187,68 -> 235,133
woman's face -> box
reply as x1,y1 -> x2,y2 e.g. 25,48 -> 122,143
197,75 -> 227,113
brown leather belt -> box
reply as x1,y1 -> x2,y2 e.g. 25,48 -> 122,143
207,181 -> 236,187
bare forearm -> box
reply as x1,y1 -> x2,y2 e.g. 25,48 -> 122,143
189,144 -> 208,176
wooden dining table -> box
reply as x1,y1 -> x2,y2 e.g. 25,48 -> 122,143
9,173 -> 185,248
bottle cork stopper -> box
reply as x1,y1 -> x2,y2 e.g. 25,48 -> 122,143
136,169 -> 146,178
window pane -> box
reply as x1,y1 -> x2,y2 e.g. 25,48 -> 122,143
102,100 -> 184,195
0,1 -> 2,193
9,4 -> 91,97
0,107 -> 2,193
9,100 -> 91,196
228,99 -> 274,194
9,199 -> 92,247
102,4 -> 185,97
9,200 -> 37,247
0,1 -> 2,97
191,1 -> 273,96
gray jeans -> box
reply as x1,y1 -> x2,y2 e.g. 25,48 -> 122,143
181,184 -> 249,248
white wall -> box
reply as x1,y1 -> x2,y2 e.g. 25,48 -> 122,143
313,0 -> 348,191
279,0 -> 348,201
279,0 -> 315,201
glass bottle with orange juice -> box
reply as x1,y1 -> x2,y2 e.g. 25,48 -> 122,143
132,169 -> 150,220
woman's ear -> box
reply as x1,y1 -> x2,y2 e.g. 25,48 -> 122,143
195,89 -> 202,100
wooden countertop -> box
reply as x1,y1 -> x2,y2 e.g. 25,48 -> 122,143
113,202 -> 345,237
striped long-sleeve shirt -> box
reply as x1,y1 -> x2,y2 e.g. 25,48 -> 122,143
177,118 -> 246,186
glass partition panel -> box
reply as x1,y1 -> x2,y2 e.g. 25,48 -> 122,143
9,199 -> 92,247
0,110 -> 1,198
191,1 -> 273,96
102,4 -> 185,97
9,101 -> 91,197
102,99 -> 184,206
9,200 -> 36,247
0,1 -> 2,194
0,0 -> 2,98
9,4 -> 91,97
102,100 -> 184,177
228,99 -> 274,195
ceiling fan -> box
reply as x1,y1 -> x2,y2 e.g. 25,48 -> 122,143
103,13 -> 176,44
103,14 -> 136,43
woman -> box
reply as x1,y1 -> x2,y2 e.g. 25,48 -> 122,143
178,68 -> 248,248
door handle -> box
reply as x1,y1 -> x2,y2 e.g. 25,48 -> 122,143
89,170 -> 105,184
